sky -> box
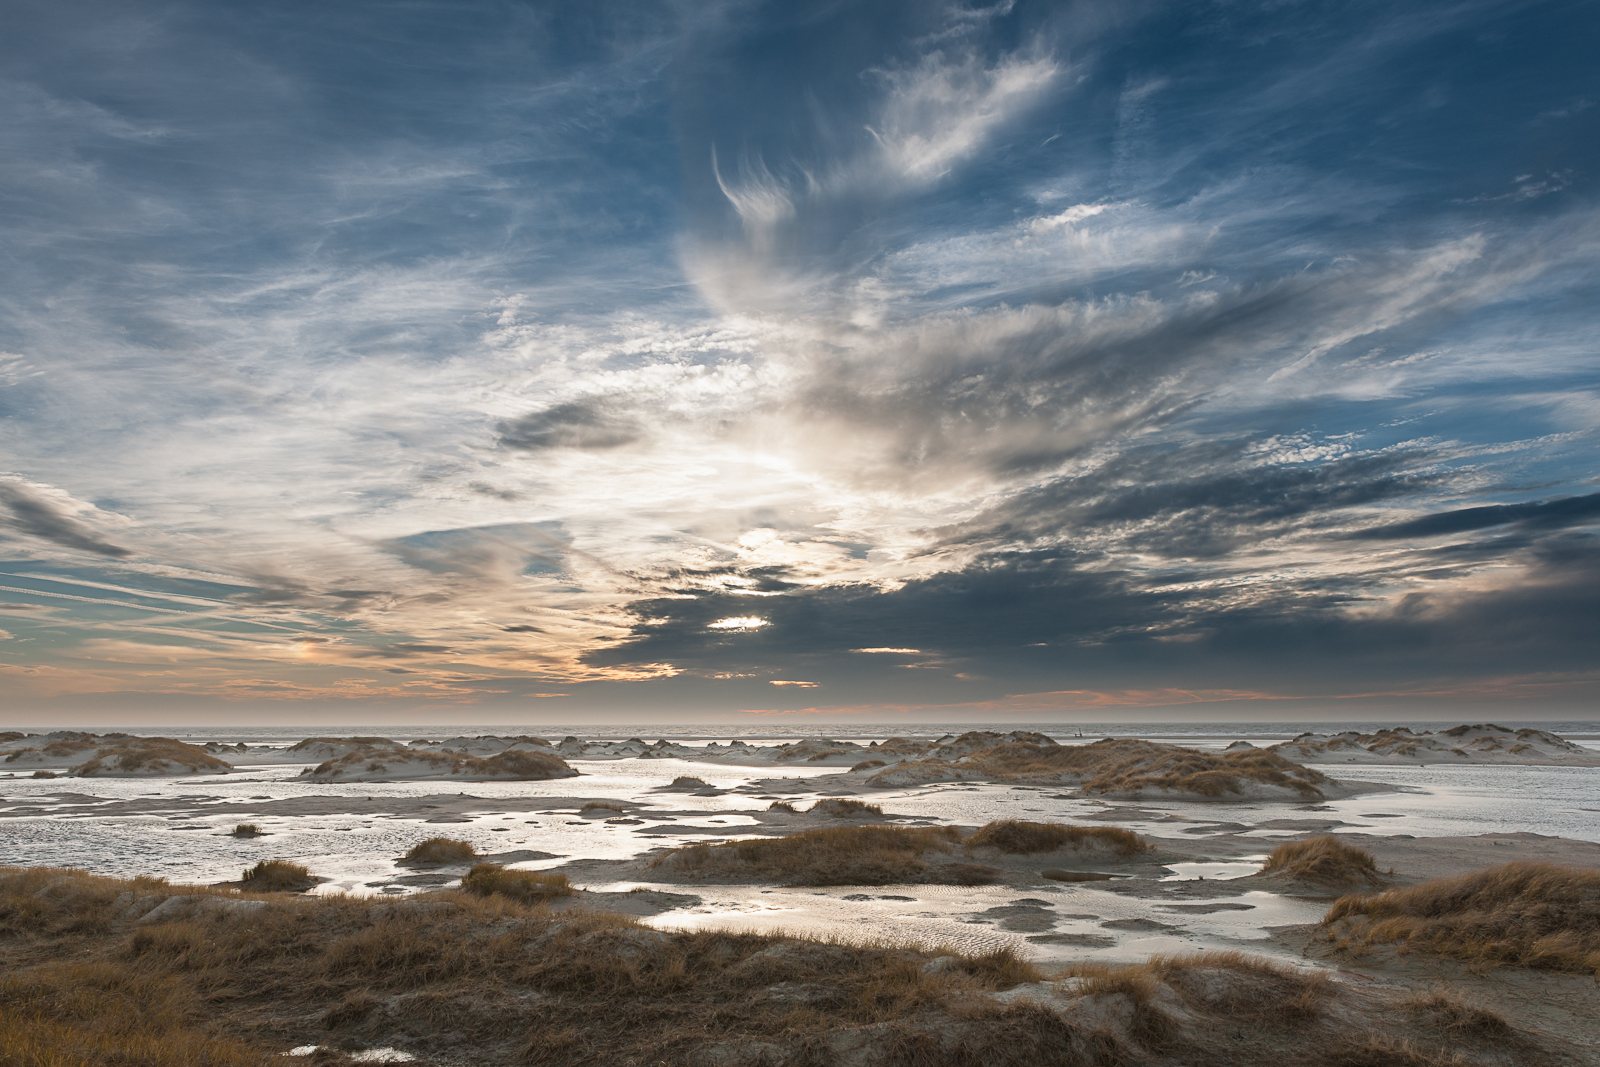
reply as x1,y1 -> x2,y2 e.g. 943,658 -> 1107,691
1,0 -> 1597,727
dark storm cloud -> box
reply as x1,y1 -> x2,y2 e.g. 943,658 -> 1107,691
0,478 -> 131,558
936,440 -> 1447,558
498,401 -> 641,452
1352,491 -> 1600,540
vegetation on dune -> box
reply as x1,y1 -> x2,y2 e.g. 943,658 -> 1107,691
1262,837 -> 1385,886
766,800 -> 798,813
580,800 -> 626,814
875,738 -> 1330,798
651,825 -> 969,886
231,823 -> 264,838
851,758 -> 887,771
305,746 -> 575,780
809,798 -> 884,818
1323,862 -> 1600,975
459,863 -> 573,903
966,820 -> 1149,857
1,865 -> 1073,1067
402,837 -> 477,864
668,775 -> 709,789
239,860 -> 314,892
287,736 -> 396,752
70,737 -> 233,776
0,865 -> 1564,1067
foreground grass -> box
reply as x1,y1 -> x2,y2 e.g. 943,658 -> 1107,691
0,865 -> 1569,1067
0,866 -> 1069,1067
1323,861 -> 1600,975
1262,837 -> 1385,886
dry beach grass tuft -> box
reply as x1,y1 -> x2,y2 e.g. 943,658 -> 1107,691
1262,836 -> 1386,886
1323,861 -> 1600,975
402,837 -> 477,864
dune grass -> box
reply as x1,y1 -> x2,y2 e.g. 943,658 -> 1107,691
966,820 -> 1149,857
402,837 -> 477,864
1262,836 -> 1384,885
669,775 -> 709,789
767,800 -> 798,813
651,825 -> 965,886
947,739 -> 1329,798
239,860 -> 313,891
851,758 -> 887,771
580,800 -> 626,814
459,863 -> 573,903
1323,861 -> 1600,975
809,798 -> 884,818
70,736 -> 233,776
231,823 -> 264,837
0,865 -> 1561,1067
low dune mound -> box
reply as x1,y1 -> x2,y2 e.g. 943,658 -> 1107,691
659,775 -> 711,791
285,736 -> 400,760
650,825 -> 978,886
1,733 -> 232,776
231,823 -> 265,838
1323,861 -> 1600,975
809,798 -> 884,818
580,801 -> 626,816
1261,837 -> 1385,887
459,863 -> 573,903
966,821 -> 1150,858
1274,723 -> 1600,766
239,859 -> 317,892
300,745 -> 576,781
869,738 -> 1330,800
70,737 -> 233,777
403,837 -> 478,865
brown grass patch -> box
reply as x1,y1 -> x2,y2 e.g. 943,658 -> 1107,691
1262,836 -> 1384,885
231,823 -> 264,837
668,775 -> 709,789
851,758 -> 888,771
1323,861 -> 1600,974
402,837 -> 477,864
966,820 -> 1149,857
767,800 -> 798,813
650,825 -> 963,885
458,863 -> 573,903
0,864 -> 1561,1067
0,961 -> 271,1067
809,798 -> 884,818
1404,988 -> 1512,1037
579,800 -> 625,814
240,860 -> 314,891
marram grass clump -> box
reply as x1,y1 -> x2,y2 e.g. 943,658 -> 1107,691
580,800 -> 626,814
239,859 -> 313,891
231,823 -> 264,837
1323,861 -> 1600,975
809,798 -> 883,818
403,837 -> 478,864
651,825 -> 975,886
459,863 -> 573,903
966,820 -> 1149,857
1262,837 -> 1384,886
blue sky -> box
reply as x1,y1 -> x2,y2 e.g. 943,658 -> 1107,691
1,0 -> 1596,725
